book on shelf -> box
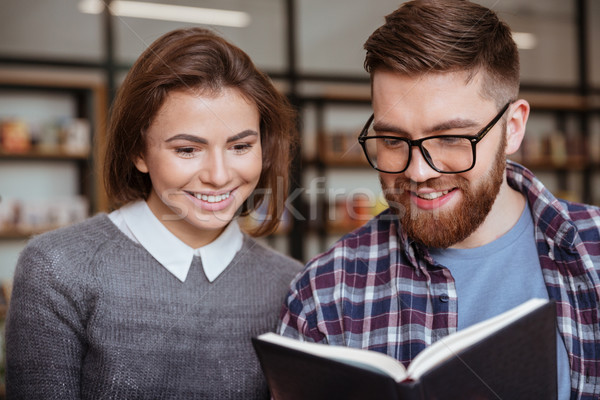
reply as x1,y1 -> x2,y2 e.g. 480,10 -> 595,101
252,298 -> 557,400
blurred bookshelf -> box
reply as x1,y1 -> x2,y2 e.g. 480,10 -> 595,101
0,70 -> 107,242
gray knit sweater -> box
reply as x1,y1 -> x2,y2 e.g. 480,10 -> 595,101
6,214 -> 302,399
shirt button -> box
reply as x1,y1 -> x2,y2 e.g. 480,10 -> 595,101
439,294 -> 449,303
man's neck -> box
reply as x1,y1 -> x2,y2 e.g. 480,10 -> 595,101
450,178 -> 527,249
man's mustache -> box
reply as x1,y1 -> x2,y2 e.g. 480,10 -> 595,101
383,176 -> 468,193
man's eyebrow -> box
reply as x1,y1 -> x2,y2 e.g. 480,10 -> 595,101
373,118 -> 480,136
372,121 -> 409,136
164,130 -> 258,144
427,119 -> 479,134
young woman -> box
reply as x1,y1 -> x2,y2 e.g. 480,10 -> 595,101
6,28 -> 302,399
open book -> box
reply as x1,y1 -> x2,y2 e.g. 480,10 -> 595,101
253,298 -> 557,400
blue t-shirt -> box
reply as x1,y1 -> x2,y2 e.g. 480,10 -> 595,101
429,203 -> 570,399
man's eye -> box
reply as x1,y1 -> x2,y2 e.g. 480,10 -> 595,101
436,136 -> 467,145
381,137 -> 405,148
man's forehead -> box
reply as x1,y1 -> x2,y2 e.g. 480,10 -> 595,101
371,68 -> 483,88
371,69 -> 490,111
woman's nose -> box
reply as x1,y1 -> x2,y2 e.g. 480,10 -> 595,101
199,151 -> 231,187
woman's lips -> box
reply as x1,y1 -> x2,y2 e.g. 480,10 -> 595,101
193,191 -> 231,203
185,189 -> 237,212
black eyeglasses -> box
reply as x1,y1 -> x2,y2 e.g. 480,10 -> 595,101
358,102 -> 511,174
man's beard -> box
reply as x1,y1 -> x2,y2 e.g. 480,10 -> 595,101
382,134 -> 507,249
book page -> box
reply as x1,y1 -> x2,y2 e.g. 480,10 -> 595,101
406,298 -> 548,379
257,333 -> 409,381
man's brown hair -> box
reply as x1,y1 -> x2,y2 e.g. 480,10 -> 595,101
104,27 -> 296,236
364,0 -> 520,106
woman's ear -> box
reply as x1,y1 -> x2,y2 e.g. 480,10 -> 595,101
134,154 -> 149,173
505,99 -> 530,156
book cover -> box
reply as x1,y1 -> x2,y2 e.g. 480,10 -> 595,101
253,298 -> 557,400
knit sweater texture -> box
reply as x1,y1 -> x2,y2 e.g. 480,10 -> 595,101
6,214 -> 302,399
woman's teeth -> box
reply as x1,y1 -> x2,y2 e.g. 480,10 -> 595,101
416,190 -> 450,200
195,192 -> 230,203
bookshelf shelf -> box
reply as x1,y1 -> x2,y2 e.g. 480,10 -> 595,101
0,149 -> 90,160
0,228 -> 51,240
0,72 -> 107,250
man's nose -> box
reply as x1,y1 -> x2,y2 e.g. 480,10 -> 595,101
401,145 -> 441,183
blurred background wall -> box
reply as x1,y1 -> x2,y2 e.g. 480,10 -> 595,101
0,0 -> 599,279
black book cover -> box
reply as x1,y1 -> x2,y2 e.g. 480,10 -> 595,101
252,300 -> 557,400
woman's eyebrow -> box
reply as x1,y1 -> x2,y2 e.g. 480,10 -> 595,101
165,134 -> 207,144
165,130 -> 258,144
226,130 -> 258,143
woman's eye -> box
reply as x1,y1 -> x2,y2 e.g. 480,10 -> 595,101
174,147 -> 197,157
231,143 -> 252,154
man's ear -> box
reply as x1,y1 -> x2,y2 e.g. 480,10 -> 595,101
505,99 -> 530,155
134,154 -> 149,173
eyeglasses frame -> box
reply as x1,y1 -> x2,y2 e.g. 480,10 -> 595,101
358,102 -> 512,174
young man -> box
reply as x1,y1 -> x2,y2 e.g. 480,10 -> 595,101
278,1 -> 600,398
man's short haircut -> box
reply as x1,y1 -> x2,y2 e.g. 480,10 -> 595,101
364,0 -> 520,106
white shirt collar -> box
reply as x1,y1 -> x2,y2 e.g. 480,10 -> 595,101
108,200 -> 243,283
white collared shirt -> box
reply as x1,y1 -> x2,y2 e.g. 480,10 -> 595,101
108,200 -> 243,283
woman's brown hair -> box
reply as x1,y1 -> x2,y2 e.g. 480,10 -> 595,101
104,27 -> 296,236
364,0 -> 520,106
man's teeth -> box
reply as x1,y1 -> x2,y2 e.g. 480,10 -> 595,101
195,192 -> 230,203
417,190 -> 450,200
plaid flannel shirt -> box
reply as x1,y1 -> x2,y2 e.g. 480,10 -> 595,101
278,161 -> 600,399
